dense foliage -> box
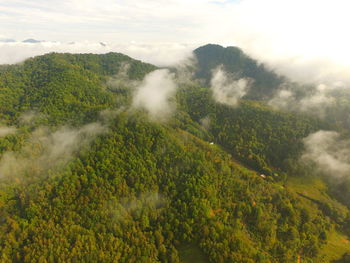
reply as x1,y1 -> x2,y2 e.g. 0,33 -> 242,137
178,84 -> 329,175
0,114 -> 337,263
0,52 -> 155,125
0,50 -> 348,262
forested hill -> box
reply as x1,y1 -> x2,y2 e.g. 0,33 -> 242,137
0,49 -> 349,263
0,52 -> 156,125
193,44 -> 284,100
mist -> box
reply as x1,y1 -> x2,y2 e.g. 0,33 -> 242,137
0,41 -> 194,67
0,122 -> 106,179
106,62 -> 140,92
227,0 -> 350,86
4,0 -> 350,87
172,54 -> 198,85
200,116 -> 211,130
132,69 -> 177,120
107,192 -> 165,222
268,83 -> 337,118
210,66 -> 251,106
302,130 -> 350,177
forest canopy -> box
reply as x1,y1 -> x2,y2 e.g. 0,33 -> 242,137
0,46 -> 349,263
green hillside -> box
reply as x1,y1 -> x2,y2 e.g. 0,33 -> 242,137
0,50 -> 349,262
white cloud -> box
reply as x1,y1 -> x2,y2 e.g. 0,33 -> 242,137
0,41 -> 194,66
299,84 -> 335,112
268,89 -> 294,110
210,66 -> 251,106
0,122 -> 106,178
302,130 -> 350,177
228,0 -> 350,85
132,69 -> 177,119
0,0 -> 227,42
268,83 -> 337,116
2,0 -> 350,85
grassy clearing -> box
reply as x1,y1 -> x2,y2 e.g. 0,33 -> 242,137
286,176 -> 348,217
317,231 -> 350,262
286,176 -> 350,262
178,244 -> 210,263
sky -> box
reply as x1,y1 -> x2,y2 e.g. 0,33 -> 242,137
0,0 -> 238,43
1,0 -> 350,85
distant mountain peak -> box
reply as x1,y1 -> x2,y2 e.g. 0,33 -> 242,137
194,43 -> 283,100
22,38 -> 42,43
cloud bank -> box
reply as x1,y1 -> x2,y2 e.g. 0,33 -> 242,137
0,41 -> 194,67
132,69 -> 177,119
302,130 -> 350,177
268,83 -> 337,117
0,122 -> 106,178
2,0 -> 350,86
210,66 -> 251,106
3,0 -> 350,86
228,0 -> 350,86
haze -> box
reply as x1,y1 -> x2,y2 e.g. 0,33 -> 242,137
1,0 -> 350,85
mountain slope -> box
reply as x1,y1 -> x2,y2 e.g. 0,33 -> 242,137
194,44 -> 284,100
0,52 -> 155,125
0,113 -> 338,263
0,50 -> 349,262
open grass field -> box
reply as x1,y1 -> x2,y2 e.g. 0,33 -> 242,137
286,176 -> 350,262
178,244 -> 210,263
